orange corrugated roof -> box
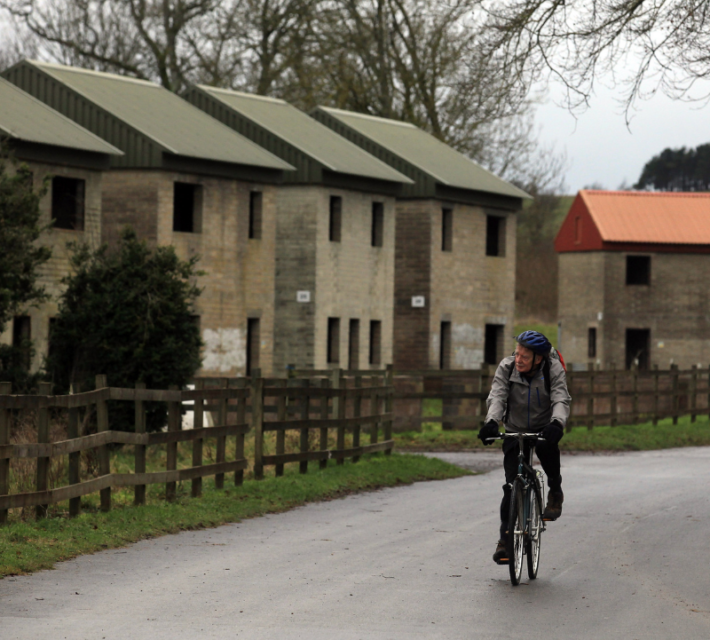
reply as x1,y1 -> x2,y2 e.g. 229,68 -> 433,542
581,190 -> 710,245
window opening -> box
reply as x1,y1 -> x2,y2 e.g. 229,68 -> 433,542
626,256 -> 650,285
442,208 -> 453,251
327,318 -> 340,364
329,196 -> 342,242
369,320 -> 382,365
371,202 -> 384,247
486,215 -> 506,257
249,191 -> 263,239
52,176 -> 85,230
588,327 -> 597,359
173,182 -> 202,233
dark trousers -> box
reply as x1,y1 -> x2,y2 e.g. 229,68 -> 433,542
499,437 -> 561,539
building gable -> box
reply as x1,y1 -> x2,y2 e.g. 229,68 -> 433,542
556,190 -> 710,254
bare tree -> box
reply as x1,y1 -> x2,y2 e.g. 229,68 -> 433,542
481,0 -> 710,114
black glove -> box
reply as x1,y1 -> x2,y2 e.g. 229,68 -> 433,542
541,420 -> 564,446
478,420 -> 500,445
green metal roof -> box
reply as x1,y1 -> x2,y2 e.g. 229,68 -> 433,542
12,61 -> 293,172
0,76 -> 122,156
190,87 -> 412,185
313,107 -> 529,202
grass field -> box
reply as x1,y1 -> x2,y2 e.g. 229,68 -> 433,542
395,413 -> 710,452
0,453 -> 469,577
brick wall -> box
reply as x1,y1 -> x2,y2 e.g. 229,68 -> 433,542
102,170 -> 277,377
393,200 -> 432,369
559,250 -> 710,369
0,162 -> 103,371
557,252 -> 605,365
273,186 -> 396,372
394,200 -> 517,370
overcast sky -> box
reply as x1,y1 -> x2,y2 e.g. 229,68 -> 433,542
534,78 -> 710,194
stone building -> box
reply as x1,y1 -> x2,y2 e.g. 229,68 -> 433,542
0,77 -> 122,372
312,107 -> 528,370
184,87 -> 412,371
556,189 -> 710,370
4,61 -> 295,377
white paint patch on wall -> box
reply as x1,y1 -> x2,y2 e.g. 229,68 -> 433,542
452,323 -> 484,369
202,328 -> 246,373
452,323 -> 483,344
454,347 -> 484,369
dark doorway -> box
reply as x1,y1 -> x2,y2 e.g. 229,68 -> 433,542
440,321 -> 451,369
625,329 -> 650,370
485,324 -> 504,365
246,318 -> 260,375
348,319 -> 359,370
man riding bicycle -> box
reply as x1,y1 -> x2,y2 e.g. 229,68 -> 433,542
477,330 -> 571,565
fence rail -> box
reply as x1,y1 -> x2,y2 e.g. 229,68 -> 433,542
392,363 -> 710,432
0,369 -> 394,523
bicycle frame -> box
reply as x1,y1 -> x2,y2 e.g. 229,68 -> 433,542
488,432 -> 546,584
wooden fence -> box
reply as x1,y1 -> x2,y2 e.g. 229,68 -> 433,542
392,364 -> 710,432
0,369 -> 394,523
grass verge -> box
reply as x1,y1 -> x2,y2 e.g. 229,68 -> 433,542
396,415 -> 710,452
0,453 -> 468,578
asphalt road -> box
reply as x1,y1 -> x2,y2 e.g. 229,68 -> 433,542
1,448 -> 709,639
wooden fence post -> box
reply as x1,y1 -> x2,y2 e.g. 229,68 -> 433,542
35,381 -> 52,519
95,374 -> 111,512
632,364 -> 639,425
235,378 -> 246,486
586,363 -> 594,431
0,381 -> 11,525
275,385 -> 286,477
319,378 -> 329,470
134,382 -> 146,505
352,374 -> 362,463
370,373 -> 380,449
252,373 -> 264,480
690,365 -> 698,423
330,369 -> 343,464
191,379 -> 203,497
166,384 -> 180,501
215,379 -> 228,489
610,363 -> 617,427
67,385 -> 81,517
336,370 -> 346,465
652,364 -> 659,425
299,380 -> 310,474
384,365 -> 394,454
671,364 -> 679,425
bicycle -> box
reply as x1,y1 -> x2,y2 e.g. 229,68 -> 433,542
488,432 -> 547,586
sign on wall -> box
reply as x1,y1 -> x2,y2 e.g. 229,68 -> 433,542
411,296 -> 425,308
297,291 -> 311,303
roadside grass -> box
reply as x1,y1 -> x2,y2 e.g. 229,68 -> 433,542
0,453 -> 469,577
396,414 -> 710,452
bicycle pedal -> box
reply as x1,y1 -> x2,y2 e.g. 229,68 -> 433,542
494,558 -> 510,565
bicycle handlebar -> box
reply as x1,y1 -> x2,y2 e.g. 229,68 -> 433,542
485,432 -> 546,443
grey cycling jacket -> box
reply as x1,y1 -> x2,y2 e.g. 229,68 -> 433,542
485,355 -> 571,433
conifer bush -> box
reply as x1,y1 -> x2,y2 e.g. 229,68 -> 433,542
46,228 -> 203,432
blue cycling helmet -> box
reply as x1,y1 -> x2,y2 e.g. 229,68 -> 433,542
515,330 -> 552,356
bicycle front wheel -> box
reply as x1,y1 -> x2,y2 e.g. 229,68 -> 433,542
507,480 -> 525,586
526,483 -> 543,579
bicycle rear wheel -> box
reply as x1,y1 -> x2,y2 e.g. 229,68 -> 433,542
526,483 -> 543,579
507,480 -> 525,586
